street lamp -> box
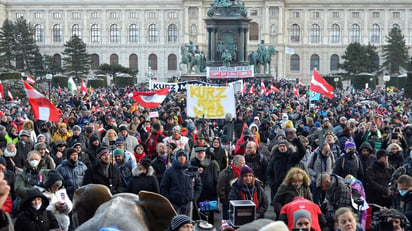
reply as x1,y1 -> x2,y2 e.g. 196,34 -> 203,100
383,73 -> 391,106
46,73 -> 53,99
334,77 -> 339,89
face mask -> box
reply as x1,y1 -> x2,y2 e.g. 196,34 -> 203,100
32,203 -> 42,210
29,160 -> 40,168
347,151 -> 355,156
399,189 -> 408,197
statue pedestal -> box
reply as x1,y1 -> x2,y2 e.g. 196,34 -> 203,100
180,74 -> 207,81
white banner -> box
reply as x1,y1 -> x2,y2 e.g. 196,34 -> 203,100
187,86 -> 236,119
206,65 -> 254,79
149,79 -> 216,92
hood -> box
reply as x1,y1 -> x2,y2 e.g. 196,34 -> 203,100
359,142 -> 373,153
20,187 -> 49,210
249,123 -> 259,132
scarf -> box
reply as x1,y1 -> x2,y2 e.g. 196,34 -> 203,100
134,152 -> 146,162
232,163 -> 241,178
4,149 -> 16,157
238,182 -> 259,209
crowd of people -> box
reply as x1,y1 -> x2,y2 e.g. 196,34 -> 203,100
0,79 -> 410,231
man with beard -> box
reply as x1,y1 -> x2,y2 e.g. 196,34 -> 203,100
152,143 -> 172,183
112,148 -> 136,191
56,148 -> 88,200
85,134 -> 102,166
267,135 -> 305,202
160,149 -> 202,216
118,125 -> 139,154
358,142 -> 376,180
72,143 -> 92,168
244,141 -> 268,185
365,149 -> 394,207
190,146 -> 219,223
34,142 -> 55,170
83,147 -> 122,194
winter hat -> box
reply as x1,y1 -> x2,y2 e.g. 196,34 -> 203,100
96,147 -> 110,159
194,146 -> 207,153
19,129 -> 30,138
113,148 -> 125,158
187,124 -> 196,133
118,125 -> 128,132
65,148 -> 78,158
115,137 -> 125,145
221,135 -> 229,143
240,165 -> 254,176
72,125 -> 82,132
170,214 -> 192,231
243,128 -> 251,137
172,126 -> 181,132
344,141 -> 356,150
72,143 -> 82,148
277,140 -> 290,148
376,149 -> 389,159
90,134 -> 100,143
175,149 -> 189,161
293,209 -> 312,226
139,158 -> 151,170
44,170 -> 64,189
34,142 -> 47,150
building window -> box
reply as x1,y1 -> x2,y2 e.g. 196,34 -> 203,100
53,12 -> 62,19
310,54 -> 320,70
393,12 -> 400,19
310,24 -> 321,43
290,54 -> 300,71
149,54 -> 158,70
110,54 -> 119,65
34,11 -> 42,19
168,24 -> 178,43
372,12 -> 380,19
269,7 -> 278,17
168,11 -> 177,19
72,11 -> 80,19
91,11 -> 99,19
34,24 -> 43,42
72,24 -> 81,38
189,7 -> 198,16
290,24 -> 300,43
371,24 -> 380,43
90,24 -> 101,43
148,24 -> 158,43
330,24 -> 340,44
91,54 -> 100,69
350,24 -> 361,43
130,11 -> 138,18
149,11 -> 157,18
110,12 -> 119,19
129,24 -> 139,43
249,22 -> 259,41
109,24 -> 120,43
330,54 -> 339,71
129,54 -> 138,71
332,11 -> 339,18
168,54 -> 177,70
352,12 -> 359,18
291,11 -> 299,18
312,11 -> 320,19
53,24 -> 62,43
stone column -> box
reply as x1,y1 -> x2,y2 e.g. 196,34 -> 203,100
210,28 -> 216,61
239,28 -> 245,62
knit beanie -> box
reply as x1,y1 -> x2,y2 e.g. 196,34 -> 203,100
65,148 -> 78,158
169,215 -> 191,231
139,158 -> 151,170
344,141 -> 356,150
293,209 -> 312,226
44,170 -> 64,189
240,165 -> 254,176
72,125 -> 82,132
96,147 -> 110,159
113,148 -> 125,158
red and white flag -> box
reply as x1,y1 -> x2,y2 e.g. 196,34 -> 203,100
242,82 -> 247,94
23,81 -> 59,122
260,81 -> 267,95
267,84 -> 280,94
26,75 -> 35,84
0,81 -> 3,99
310,69 -> 334,99
7,88 -> 13,101
132,87 -> 169,108
293,87 -> 300,98
80,79 -> 88,96
248,85 -> 255,94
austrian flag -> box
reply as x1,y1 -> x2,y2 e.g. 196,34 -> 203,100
132,87 -> 169,108
310,69 -> 334,99
23,81 -> 60,122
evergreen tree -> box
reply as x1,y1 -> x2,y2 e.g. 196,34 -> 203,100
340,42 -> 379,75
62,35 -> 90,81
14,17 -> 41,74
382,27 -> 409,75
0,19 -> 15,68
43,54 -> 63,75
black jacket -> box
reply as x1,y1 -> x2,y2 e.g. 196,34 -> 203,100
14,188 -> 59,231
126,167 -> 160,194
191,158 -> 219,202
365,160 -> 394,207
82,161 -> 122,194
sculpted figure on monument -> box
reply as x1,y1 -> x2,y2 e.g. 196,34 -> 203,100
221,49 -> 232,67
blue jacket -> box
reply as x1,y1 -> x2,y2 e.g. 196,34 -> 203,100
56,160 -> 88,200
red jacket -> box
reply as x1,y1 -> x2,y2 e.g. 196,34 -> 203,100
279,197 -> 323,231
1,195 -> 12,214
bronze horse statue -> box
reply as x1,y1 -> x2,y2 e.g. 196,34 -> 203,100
250,45 -> 276,74
179,45 -> 202,74
72,184 -> 177,231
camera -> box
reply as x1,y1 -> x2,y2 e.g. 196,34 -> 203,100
199,201 -> 218,212
370,210 -> 410,231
